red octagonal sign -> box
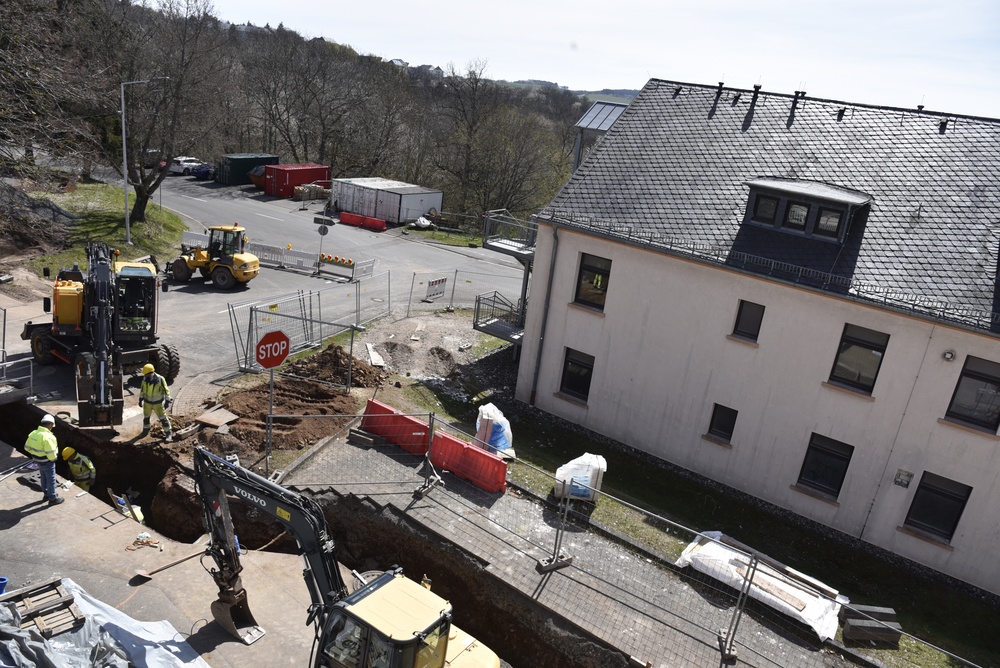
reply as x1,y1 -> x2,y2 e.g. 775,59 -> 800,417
256,330 -> 290,369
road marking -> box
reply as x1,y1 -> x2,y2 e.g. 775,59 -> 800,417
179,194 -> 207,202
255,213 -> 282,221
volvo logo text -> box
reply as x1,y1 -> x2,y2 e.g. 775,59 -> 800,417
234,485 -> 266,508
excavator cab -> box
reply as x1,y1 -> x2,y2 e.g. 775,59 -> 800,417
320,571 -> 496,668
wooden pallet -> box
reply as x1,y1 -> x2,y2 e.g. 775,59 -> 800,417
0,577 -> 85,637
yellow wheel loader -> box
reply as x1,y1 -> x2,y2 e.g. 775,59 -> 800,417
167,223 -> 259,289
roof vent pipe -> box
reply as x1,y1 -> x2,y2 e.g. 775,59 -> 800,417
751,84 -> 761,106
939,119 -> 949,134
917,105 -> 924,112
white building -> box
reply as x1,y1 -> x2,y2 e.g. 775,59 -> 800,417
501,80 -> 1000,596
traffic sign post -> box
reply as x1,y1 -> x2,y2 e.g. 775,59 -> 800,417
255,330 -> 290,474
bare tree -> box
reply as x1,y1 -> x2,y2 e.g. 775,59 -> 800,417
0,0 -> 116,179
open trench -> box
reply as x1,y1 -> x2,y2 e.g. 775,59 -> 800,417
0,402 -> 631,668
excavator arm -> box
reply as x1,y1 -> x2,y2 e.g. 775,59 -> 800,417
192,447 -> 348,645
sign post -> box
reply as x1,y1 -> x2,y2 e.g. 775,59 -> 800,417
255,330 -> 291,473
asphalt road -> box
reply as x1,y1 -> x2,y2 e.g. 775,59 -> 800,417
2,175 -> 524,398
152,177 -> 523,387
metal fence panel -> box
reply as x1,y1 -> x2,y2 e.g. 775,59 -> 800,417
230,272 -> 392,371
406,270 -> 525,316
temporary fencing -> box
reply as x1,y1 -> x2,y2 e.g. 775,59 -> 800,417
405,270 -> 526,317
295,399 -> 984,668
228,272 -> 391,371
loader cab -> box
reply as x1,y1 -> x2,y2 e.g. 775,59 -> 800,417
207,226 -> 248,261
320,572 -> 498,668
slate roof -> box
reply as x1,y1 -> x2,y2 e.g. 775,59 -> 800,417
541,79 -> 1000,330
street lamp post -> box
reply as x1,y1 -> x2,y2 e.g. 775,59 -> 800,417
121,77 -> 168,245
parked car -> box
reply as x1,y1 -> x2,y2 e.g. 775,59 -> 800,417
142,149 -> 166,170
168,156 -> 205,176
191,163 -> 216,181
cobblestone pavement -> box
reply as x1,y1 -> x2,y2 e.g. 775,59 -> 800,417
283,434 -> 862,668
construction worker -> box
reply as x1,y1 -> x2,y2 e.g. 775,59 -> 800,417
139,363 -> 173,441
62,447 -> 96,492
24,414 -> 63,505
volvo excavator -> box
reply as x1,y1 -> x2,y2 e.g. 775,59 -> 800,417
20,242 -> 179,427
193,447 -> 501,668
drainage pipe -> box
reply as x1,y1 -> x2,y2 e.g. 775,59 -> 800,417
529,221 -> 559,405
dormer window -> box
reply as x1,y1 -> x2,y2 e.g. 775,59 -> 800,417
743,178 -> 872,244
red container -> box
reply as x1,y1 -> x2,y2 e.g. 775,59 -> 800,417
264,163 -> 330,198
339,212 -> 364,227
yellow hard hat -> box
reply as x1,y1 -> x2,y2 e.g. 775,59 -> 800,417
62,447 -> 76,461
142,363 -> 155,375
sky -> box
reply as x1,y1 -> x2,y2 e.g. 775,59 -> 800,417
208,0 -> 1000,118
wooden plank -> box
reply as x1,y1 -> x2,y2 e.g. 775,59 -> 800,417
195,406 -> 239,427
365,343 -> 385,367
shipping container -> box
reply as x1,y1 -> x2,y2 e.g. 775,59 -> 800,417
218,153 -> 279,186
332,177 -> 443,225
264,163 -> 330,198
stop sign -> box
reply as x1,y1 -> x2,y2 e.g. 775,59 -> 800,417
256,330 -> 290,369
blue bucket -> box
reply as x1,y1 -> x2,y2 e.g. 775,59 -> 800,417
0,577 -> 7,595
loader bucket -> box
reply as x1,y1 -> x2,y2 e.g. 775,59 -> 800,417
211,595 -> 265,645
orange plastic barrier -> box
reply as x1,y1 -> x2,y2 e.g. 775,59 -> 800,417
361,216 -> 387,232
362,399 -> 506,493
339,212 -> 364,227
361,399 -> 428,455
430,432 -> 507,494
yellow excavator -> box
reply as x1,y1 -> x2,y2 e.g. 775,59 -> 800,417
167,223 -> 259,289
193,447 -> 501,668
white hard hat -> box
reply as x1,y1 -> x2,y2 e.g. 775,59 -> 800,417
41,414 -> 56,425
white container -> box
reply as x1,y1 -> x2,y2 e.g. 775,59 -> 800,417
554,453 -> 607,501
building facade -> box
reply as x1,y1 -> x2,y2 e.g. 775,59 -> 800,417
514,79 -> 1000,595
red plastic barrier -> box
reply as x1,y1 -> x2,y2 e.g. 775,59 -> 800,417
361,216 -> 387,232
339,212 -> 364,227
361,399 -> 428,455
430,432 -> 507,493
429,432 -> 466,471
362,399 -> 506,492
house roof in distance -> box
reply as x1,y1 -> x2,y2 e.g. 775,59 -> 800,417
541,79 -> 1000,329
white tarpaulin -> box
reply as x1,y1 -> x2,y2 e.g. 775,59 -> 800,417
675,532 -> 848,640
0,578 -> 209,668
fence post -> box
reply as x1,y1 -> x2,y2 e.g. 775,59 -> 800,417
448,269 -> 458,311
407,272 -> 416,318
718,553 -> 757,662
536,494 -> 574,573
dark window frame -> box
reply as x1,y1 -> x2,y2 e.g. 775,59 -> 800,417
708,404 -> 738,441
945,356 -> 1000,431
574,253 -> 612,311
752,194 -> 779,223
903,471 -> 972,542
796,433 -> 854,498
783,201 -> 810,230
815,206 -> 844,238
828,323 -> 890,394
733,300 -> 765,341
560,347 -> 595,402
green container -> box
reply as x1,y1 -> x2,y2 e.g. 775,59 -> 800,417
218,153 -> 279,186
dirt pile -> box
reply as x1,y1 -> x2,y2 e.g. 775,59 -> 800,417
283,343 -> 386,388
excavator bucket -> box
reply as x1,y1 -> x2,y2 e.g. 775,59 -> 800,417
211,593 -> 265,645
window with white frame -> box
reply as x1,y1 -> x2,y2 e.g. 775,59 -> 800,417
796,433 -> 854,499
903,472 -> 972,542
945,355 -> 1000,432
